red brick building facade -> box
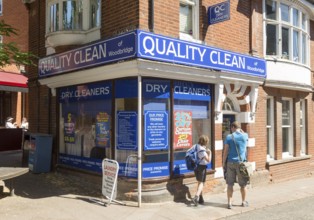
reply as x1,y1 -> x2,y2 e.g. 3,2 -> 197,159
25,0 -> 314,202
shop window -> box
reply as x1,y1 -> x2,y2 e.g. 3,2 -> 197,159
115,78 -> 138,178
179,0 -> 199,41
300,99 -> 307,155
264,0 -> 309,65
266,97 -> 275,160
142,79 -> 171,178
58,81 -> 112,173
173,81 -> 212,175
282,98 -> 293,157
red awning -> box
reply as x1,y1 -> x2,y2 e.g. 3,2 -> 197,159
0,72 -> 28,88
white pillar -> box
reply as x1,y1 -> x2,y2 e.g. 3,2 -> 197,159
137,75 -> 142,207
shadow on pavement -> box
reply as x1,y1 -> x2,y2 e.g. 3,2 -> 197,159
0,150 -> 103,200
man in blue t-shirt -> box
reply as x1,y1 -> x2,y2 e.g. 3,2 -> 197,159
223,121 -> 249,209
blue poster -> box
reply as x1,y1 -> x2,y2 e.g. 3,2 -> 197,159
95,112 -> 110,147
144,111 -> 168,150
116,111 -> 138,150
142,162 -> 169,178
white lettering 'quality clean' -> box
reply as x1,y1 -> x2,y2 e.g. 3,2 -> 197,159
210,51 -> 245,69
143,36 -> 206,62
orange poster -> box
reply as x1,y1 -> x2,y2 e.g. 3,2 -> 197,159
173,111 -> 192,149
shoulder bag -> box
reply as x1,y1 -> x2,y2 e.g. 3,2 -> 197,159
232,134 -> 253,179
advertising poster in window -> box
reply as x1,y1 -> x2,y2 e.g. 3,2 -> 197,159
116,111 -> 138,150
173,111 -> 192,149
96,112 -> 110,148
64,112 -> 76,144
144,110 -> 168,151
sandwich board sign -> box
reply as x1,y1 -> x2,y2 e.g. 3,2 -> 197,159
102,159 -> 120,205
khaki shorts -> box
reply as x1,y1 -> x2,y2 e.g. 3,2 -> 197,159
226,162 -> 249,187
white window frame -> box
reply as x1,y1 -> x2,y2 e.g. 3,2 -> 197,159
300,99 -> 306,155
266,97 -> 275,161
179,0 -> 200,42
263,0 -> 310,65
281,98 -> 293,158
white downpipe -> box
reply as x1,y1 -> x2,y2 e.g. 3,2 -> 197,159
137,75 -> 142,207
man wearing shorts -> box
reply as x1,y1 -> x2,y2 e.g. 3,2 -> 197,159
223,121 -> 249,209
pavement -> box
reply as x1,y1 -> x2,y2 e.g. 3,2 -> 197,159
1,150 -> 314,220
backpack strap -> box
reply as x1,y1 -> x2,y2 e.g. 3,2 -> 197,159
196,144 -> 206,162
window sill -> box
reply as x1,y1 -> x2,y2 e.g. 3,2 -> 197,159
179,33 -> 202,44
46,28 -> 100,48
265,56 -> 310,69
267,155 -> 312,166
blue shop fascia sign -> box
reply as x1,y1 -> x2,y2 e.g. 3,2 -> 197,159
38,30 -> 266,78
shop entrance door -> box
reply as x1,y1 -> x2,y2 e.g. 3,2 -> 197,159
222,114 -> 235,141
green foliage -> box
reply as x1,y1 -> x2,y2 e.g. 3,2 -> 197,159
0,20 -> 37,67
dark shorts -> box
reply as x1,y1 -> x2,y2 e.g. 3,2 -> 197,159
194,165 -> 207,182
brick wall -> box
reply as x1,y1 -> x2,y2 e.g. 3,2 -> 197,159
102,0 -> 140,38
1,0 -> 29,51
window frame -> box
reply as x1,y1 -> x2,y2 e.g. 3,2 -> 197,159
179,0 -> 200,42
266,97 -> 275,161
300,99 -> 306,155
263,0 -> 310,65
281,98 -> 293,158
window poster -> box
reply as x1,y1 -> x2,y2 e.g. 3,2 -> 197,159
144,110 -> 168,151
173,110 -> 192,149
64,112 -> 76,144
116,111 -> 138,150
95,112 -> 110,147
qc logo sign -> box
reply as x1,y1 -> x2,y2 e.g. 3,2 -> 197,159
208,1 -> 230,25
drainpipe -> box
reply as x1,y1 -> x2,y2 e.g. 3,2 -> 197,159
149,0 -> 154,32
37,0 -> 41,132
